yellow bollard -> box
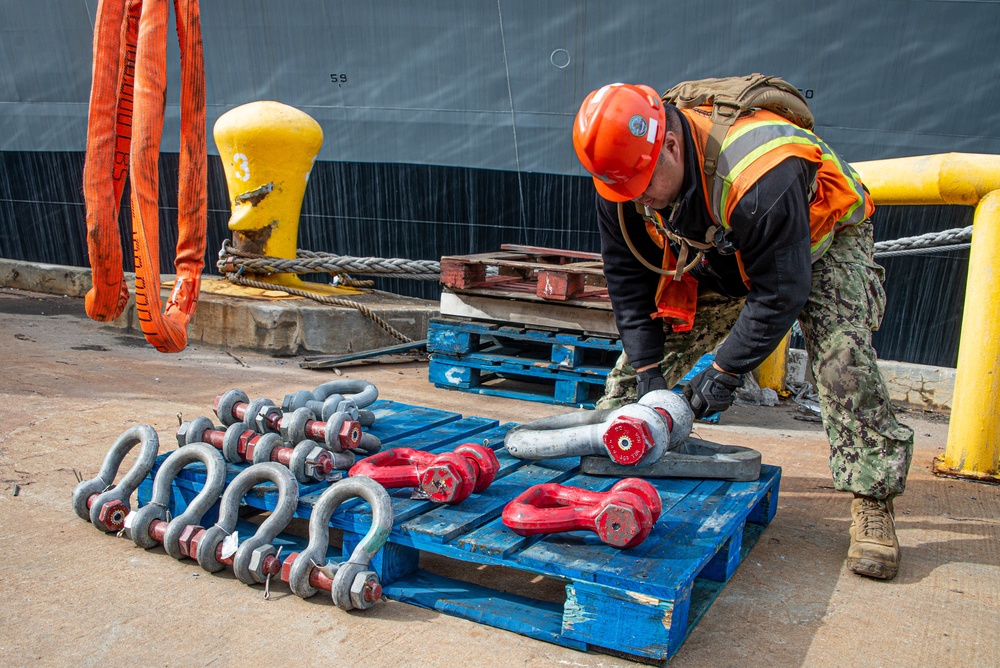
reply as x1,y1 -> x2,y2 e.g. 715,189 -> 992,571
214,101 -> 345,294
852,152 -> 1000,483
756,331 -> 790,393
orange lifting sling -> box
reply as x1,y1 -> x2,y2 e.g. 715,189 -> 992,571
83,0 -> 206,353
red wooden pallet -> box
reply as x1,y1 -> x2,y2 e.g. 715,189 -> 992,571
440,244 -> 610,303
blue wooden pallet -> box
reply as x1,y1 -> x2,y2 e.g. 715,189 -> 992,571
427,317 -> 620,408
427,317 -> 717,415
139,399 -> 779,663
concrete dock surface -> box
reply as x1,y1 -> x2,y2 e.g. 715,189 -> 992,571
0,287 -> 996,668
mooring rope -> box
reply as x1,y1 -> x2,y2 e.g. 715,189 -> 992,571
873,225 -> 972,258
216,224 -> 972,344
222,271 -> 412,343
217,240 -> 440,281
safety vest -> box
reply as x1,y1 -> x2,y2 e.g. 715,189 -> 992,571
681,106 -> 874,266
647,107 -> 874,331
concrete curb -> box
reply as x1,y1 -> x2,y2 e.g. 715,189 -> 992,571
0,258 -> 438,356
877,359 -> 955,413
0,258 -> 955,410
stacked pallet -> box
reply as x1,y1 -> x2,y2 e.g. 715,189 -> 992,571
433,245 -> 712,409
438,244 -> 617,335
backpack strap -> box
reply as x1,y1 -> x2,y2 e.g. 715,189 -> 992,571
704,101 -> 741,177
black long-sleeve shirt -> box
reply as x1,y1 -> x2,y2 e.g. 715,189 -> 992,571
597,111 -> 817,375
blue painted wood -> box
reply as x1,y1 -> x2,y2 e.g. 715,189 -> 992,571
747,472 -> 781,525
551,343 -> 583,367
385,570 -> 587,652
374,415 -> 500,452
428,319 -> 719,414
366,400 -> 464,443
426,324 -> 473,353
342,531 -> 420,586
427,360 -> 477,389
562,579 -> 679,660
592,467 -> 781,598
427,318 -> 621,353
138,399 -> 779,664
554,377 -> 590,404
697,519 -> 747,582
425,423 -> 516,453
430,367 -> 599,408
432,352 -> 609,381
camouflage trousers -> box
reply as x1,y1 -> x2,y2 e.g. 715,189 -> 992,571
598,222 -> 914,499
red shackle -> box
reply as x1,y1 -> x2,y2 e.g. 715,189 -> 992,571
349,443 -> 499,504
501,478 -> 662,549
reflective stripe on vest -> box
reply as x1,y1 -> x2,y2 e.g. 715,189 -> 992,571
684,109 -> 873,263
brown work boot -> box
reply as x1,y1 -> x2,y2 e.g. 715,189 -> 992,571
847,495 -> 899,580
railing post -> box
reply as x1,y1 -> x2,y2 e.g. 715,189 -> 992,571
852,153 -> 1000,484
756,331 -> 790,393
933,190 -> 1000,482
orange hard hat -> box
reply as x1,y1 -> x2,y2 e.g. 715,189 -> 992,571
572,83 -> 666,202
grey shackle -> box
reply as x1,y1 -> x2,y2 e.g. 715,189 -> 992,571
288,475 -> 393,610
71,424 -> 160,531
125,443 -> 227,558
505,390 -> 693,466
196,462 -> 299,585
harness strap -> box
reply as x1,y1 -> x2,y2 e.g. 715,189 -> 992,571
619,202 -> 717,282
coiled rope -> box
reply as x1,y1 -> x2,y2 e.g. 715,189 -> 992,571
222,271 -> 413,343
217,241 -> 418,342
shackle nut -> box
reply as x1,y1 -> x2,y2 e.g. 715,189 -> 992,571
178,525 -> 204,559
602,415 -> 654,466
338,419 -> 362,450
248,545 -> 279,582
176,421 -> 194,448
594,502 -> 643,548
97,499 -> 129,532
419,462 -> 465,503
256,405 -> 283,434
350,571 -> 382,610
304,446 -> 334,479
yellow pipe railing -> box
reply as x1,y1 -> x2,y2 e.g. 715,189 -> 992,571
852,152 -> 1000,484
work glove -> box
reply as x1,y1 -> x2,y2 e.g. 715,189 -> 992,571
636,367 -> 668,398
682,366 -> 744,418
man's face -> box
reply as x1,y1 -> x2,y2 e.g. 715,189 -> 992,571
634,131 -> 684,210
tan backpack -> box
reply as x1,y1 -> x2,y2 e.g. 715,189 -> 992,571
662,73 -> 814,177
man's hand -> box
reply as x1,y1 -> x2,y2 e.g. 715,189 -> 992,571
682,366 -> 743,418
636,367 -> 668,398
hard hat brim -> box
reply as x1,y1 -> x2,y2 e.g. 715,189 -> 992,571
592,167 -> 654,203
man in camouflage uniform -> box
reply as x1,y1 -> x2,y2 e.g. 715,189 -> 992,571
573,83 -> 913,579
